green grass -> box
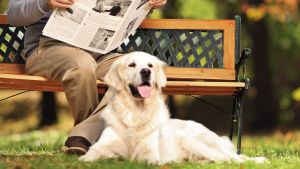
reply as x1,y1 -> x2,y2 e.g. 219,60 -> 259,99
0,130 -> 299,169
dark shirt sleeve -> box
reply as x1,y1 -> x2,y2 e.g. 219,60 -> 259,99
7,0 -> 50,26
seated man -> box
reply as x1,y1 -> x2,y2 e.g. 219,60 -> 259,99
6,0 -> 167,155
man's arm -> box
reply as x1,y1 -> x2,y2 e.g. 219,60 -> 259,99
7,0 -> 50,26
7,0 -> 74,27
149,0 -> 167,9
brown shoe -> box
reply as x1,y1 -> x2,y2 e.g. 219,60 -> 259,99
63,136 -> 91,156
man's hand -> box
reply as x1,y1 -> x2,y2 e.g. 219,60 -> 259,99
47,0 -> 75,10
149,0 -> 167,9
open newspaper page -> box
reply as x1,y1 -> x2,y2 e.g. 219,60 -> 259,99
42,0 -> 151,54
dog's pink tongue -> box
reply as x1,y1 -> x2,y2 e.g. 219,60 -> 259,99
137,86 -> 151,98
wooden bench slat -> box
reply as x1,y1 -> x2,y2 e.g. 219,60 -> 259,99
139,19 -> 235,30
0,64 -> 26,74
164,67 -> 235,80
163,90 -> 238,96
0,74 -> 244,95
224,25 -> 235,70
166,81 -> 245,88
0,82 -> 241,95
0,82 -> 239,95
0,74 -> 244,87
0,15 -> 7,24
0,64 -> 236,81
0,82 -> 107,93
0,82 -> 63,92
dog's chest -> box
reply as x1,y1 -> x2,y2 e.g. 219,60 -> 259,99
122,123 -> 160,157
121,110 -> 150,127
119,111 -> 157,139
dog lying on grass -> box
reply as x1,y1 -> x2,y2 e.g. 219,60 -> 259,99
79,52 -> 266,164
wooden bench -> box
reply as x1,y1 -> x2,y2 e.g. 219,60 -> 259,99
0,15 -> 250,153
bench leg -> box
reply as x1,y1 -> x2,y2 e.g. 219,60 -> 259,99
229,90 -> 245,154
229,96 -> 238,141
236,90 -> 245,154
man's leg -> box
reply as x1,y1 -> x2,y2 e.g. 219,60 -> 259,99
67,53 -> 123,143
26,37 -> 100,154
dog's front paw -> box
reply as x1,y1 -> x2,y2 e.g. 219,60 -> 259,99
79,153 -> 100,162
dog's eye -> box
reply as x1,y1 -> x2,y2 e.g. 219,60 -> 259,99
128,63 -> 136,68
148,64 -> 153,68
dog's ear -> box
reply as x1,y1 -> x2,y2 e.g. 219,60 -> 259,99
155,58 -> 167,90
104,57 -> 124,90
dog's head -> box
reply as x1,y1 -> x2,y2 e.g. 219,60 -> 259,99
104,52 -> 166,100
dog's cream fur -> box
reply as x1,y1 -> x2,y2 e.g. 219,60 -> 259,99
79,52 -> 266,164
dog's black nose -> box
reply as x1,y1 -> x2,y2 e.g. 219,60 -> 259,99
140,68 -> 151,81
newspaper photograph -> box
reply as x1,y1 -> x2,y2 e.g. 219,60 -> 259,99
93,0 -> 132,17
43,0 -> 152,54
89,28 -> 115,50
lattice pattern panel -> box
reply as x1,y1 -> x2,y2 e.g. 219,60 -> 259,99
0,25 -> 224,68
0,25 -> 25,63
117,29 -> 224,68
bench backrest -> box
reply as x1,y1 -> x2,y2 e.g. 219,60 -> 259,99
0,15 -> 241,81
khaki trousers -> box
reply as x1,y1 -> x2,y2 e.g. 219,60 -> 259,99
26,37 -> 121,144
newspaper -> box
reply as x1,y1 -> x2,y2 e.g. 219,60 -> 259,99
43,0 -> 151,54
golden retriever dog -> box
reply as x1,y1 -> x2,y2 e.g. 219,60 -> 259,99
79,52 -> 266,164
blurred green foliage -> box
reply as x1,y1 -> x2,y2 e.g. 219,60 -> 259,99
179,0 -> 218,19
265,17 -> 300,126
0,0 -> 7,13
151,0 -> 218,19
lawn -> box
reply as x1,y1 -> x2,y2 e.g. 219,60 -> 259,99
0,130 -> 299,169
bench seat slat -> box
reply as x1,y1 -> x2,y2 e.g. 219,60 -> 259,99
0,64 -> 236,81
0,74 -> 244,95
0,64 -> 26,74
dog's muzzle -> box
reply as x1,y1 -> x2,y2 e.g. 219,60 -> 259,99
129,68 -> 152,99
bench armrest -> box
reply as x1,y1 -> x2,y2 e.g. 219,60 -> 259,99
236,48 -> 251,89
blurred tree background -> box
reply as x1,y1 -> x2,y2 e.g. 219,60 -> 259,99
0,1 -> 7,13
1,0 -> 300,134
